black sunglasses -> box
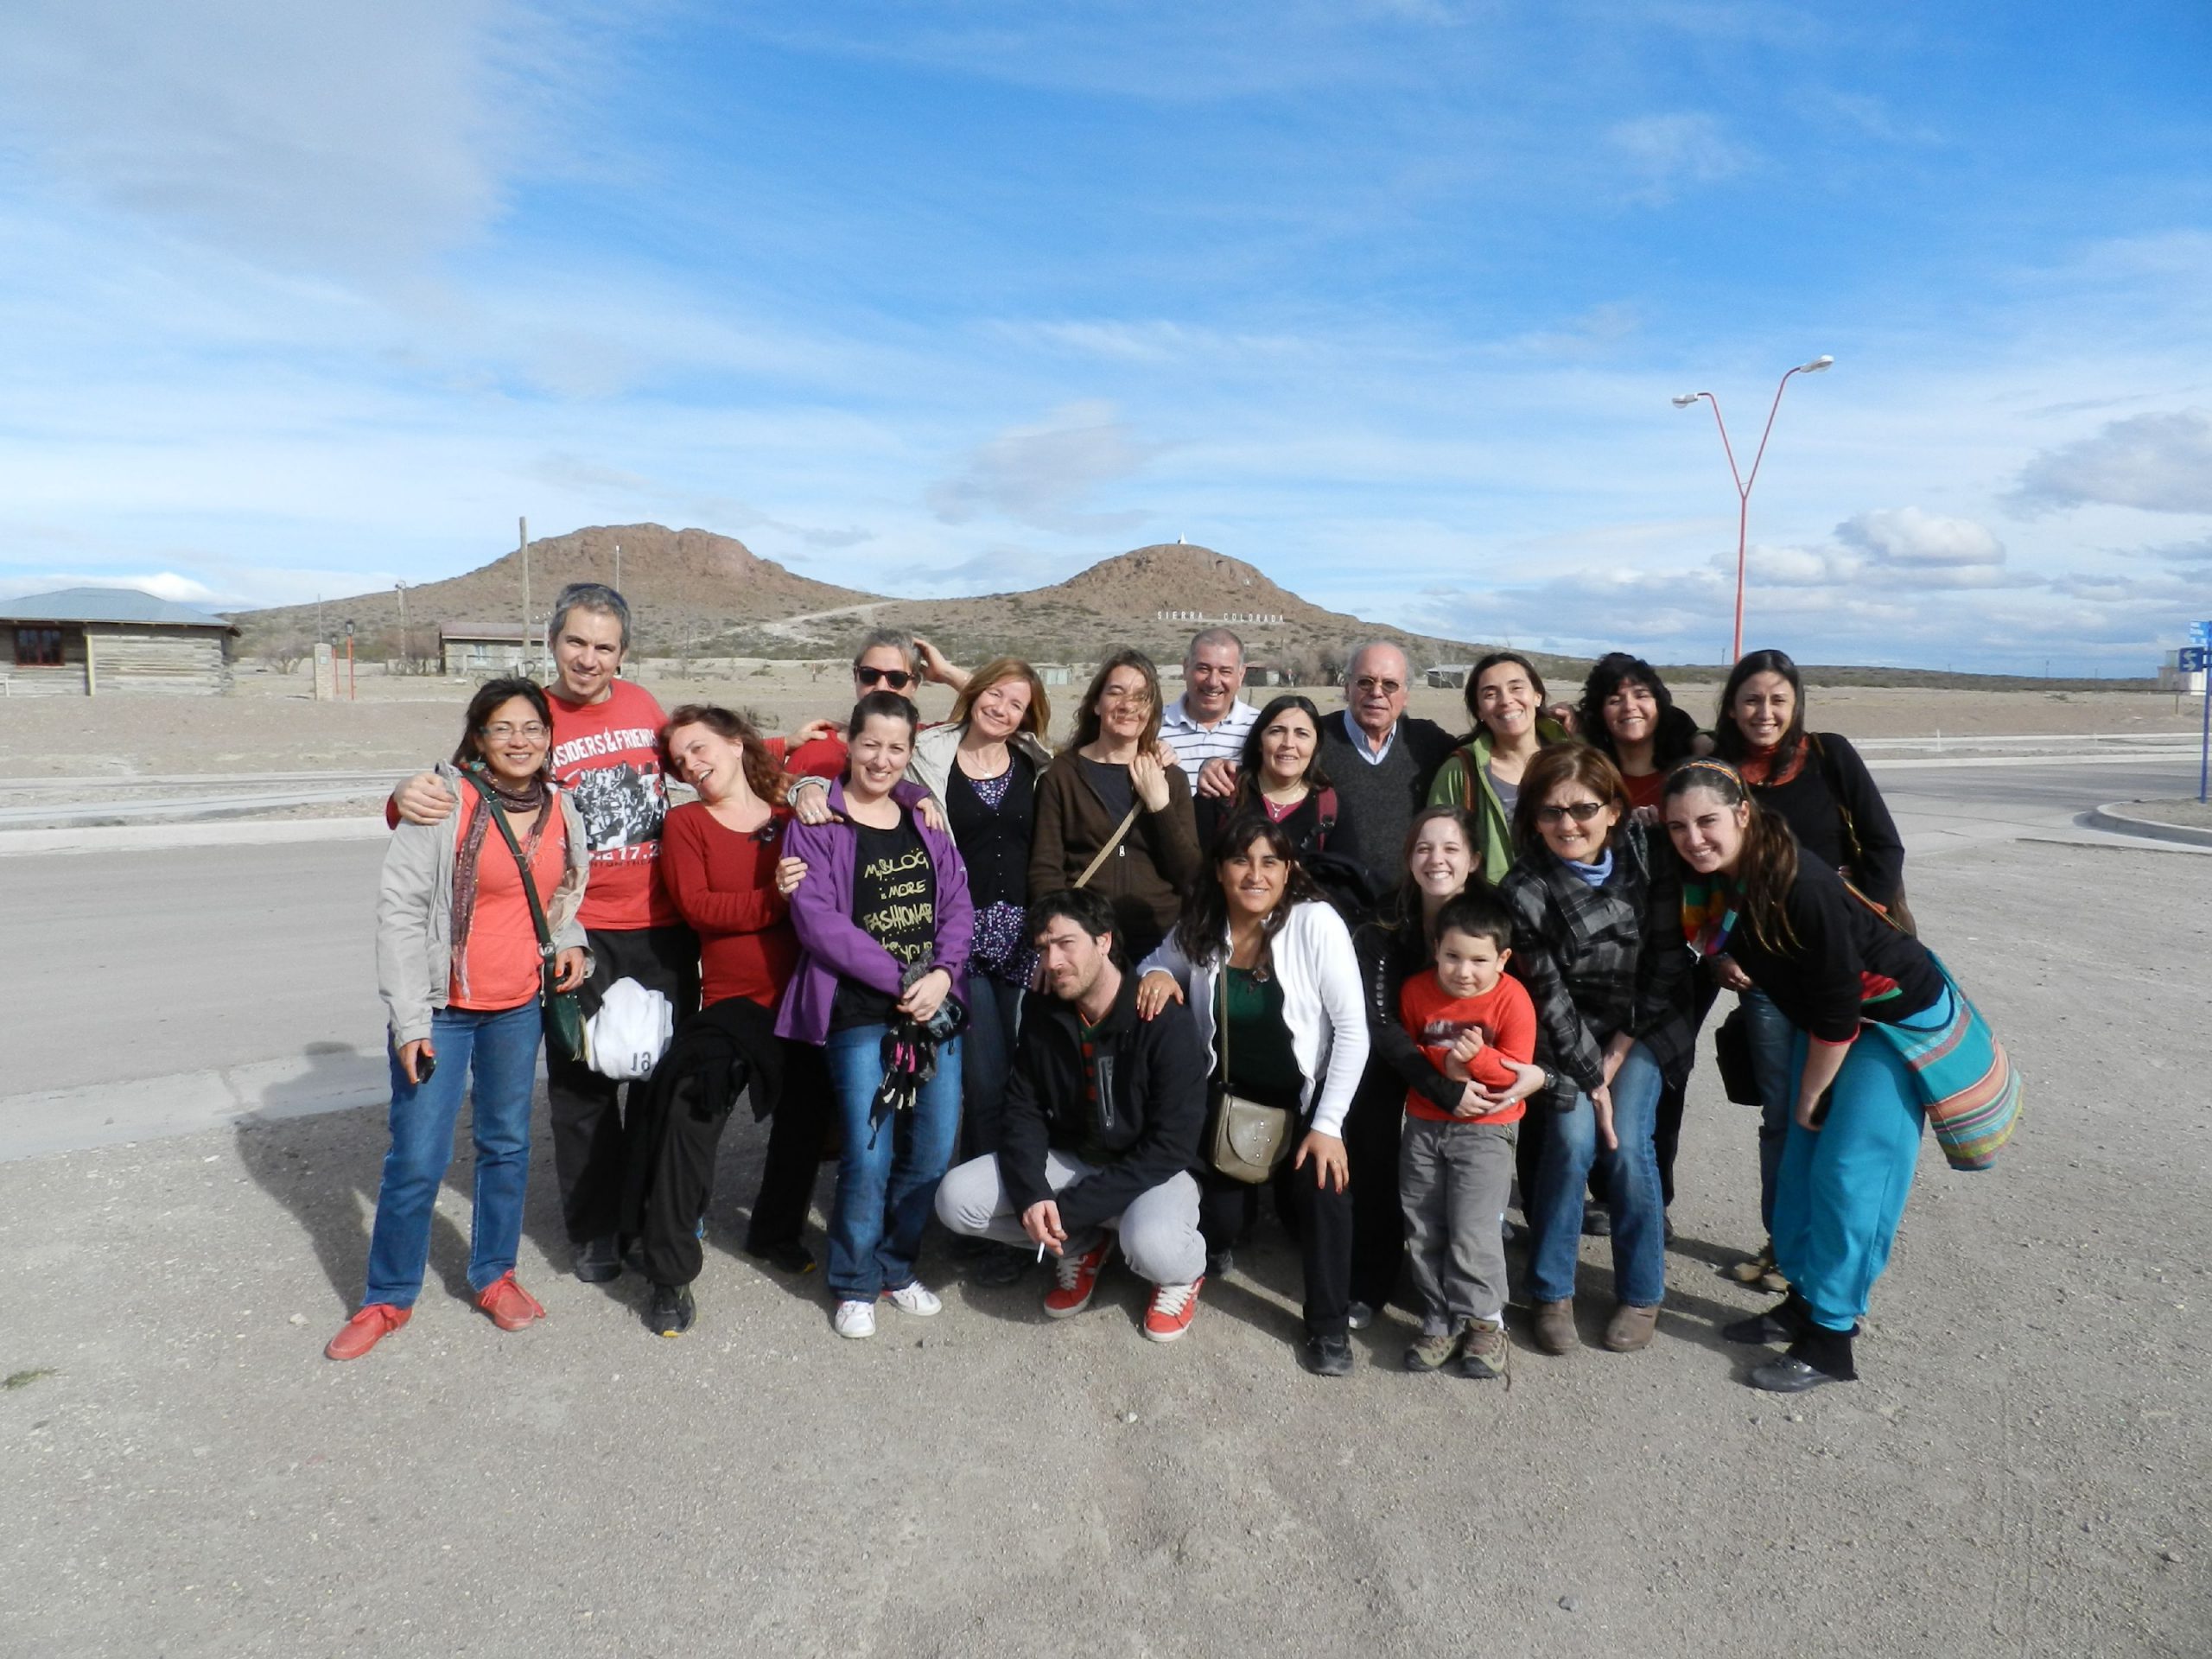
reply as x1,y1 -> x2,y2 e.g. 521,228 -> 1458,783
1535,801 -> 1609,826
857,666 -> 914,690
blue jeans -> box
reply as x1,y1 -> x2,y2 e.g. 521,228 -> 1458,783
1739,987 -> 1797,1234
823,1025 -> 963,1302
959,974 -> 1026,1157
1526,1039 -> 1667,1306
364,1001 -> 540,1307
1771,990 -> 1948,1332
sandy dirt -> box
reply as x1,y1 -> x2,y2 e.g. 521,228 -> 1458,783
0,839 -> 2204,1656
0,661 -> 2201,785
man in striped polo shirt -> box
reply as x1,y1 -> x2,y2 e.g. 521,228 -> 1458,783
1158,626 -> 1257,796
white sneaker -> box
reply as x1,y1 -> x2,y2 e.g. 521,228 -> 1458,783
884,1281 -> 942,1317
833,1300 -> 877,1339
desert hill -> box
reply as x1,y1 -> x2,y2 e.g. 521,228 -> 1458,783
232,524 -> 877,658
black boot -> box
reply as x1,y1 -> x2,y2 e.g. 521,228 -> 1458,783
1723,1288 -> 1812,1345
1749,1323 -> 1858,1392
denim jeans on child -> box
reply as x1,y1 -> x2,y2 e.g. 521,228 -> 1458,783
1525,1039 -> 1667,1307
1738,987 -> 1798,1233
364,1000 -> 541,1307
822,1024 -> 963,1303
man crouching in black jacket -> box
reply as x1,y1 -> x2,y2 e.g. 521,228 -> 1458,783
935,887 -> 1211,1342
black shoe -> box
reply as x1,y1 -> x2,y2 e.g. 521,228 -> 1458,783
1723,1290 -> 1813,1346
1750,1325 -> 1857,1391
1346,1300 -> 1376,1332
743,1238 -> 817,1274
646,1281 -> 696,1338
1205,1249 -> 1235,1280
574,1235 -> 621,1284
1301,1335 -> 1354,1377
969,1244 -> 1027,1288
1581,1203 -> 1612,1237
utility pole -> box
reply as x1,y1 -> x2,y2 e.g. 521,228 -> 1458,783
395,581 -> 409,671
614,541 -> 622,594
519,516 -> 531,678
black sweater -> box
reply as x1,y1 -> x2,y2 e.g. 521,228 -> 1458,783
1723,859 -> 1944,1044
1350,917 -> 1465,1116
1749,733 -> 1905,907
995,973 -> 1208,1234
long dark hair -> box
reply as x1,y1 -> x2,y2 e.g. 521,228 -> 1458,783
1713,649 -> 1808,773
454,677 -> 553,773
1071,648 -> 1164,751
1510,741 -> 1631,861
1578,652 -> 1700,771
1234,694 -> 1331,801
661,703 -> 787,805
1378,803 -> 1484,933
1662,758 -> 1801,953
1464,651 -> 1547,733
1173,810 -> 1325,969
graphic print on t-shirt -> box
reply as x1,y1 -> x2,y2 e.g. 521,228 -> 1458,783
855,838 -> 935,965
564,758 -> 667,855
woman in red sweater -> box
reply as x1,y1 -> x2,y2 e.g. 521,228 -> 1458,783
643,704 -> 820,1336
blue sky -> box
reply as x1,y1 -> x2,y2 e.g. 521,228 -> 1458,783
2,1 -> 2209,671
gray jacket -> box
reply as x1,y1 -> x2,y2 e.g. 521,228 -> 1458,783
377,762 -> 593,1046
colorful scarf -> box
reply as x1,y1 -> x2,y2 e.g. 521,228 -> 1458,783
1680,873 -> 1737,959
1738,740 -> 1808,788
451,766 -> 553,1002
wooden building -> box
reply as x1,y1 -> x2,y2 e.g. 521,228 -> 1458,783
0,588 -> 238,697
439,621 -> 536,677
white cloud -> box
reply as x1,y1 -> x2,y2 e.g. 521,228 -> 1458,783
926,402 -> 1169,534
1605,112 -> 1750,204
2011,410 -> 2212,515
0,571 -> 226,607
1833,506 -> 2005,569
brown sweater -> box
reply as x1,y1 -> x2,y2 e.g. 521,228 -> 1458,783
1027,753 -> 1201,961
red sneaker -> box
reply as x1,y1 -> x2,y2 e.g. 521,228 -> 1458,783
1141,1276 -> 1204,1344
1042,1238 -> 1114,1319
475,1272 -> 547,1332
325,1303 -> 410,1361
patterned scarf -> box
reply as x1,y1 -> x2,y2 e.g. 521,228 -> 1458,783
1737,740 -> 1808,788
1679,872 -> 1738,959
451,766 -> 553,1002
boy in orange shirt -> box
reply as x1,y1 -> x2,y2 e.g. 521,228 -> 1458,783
1397,889 -> 1537,1379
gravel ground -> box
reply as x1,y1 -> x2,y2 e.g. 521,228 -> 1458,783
2124,797 -> 2212,830
1,839 -> 2206,1658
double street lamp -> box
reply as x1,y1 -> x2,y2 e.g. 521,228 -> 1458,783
1673,354 -> 1834,664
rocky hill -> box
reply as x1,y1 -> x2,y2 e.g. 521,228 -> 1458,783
231,524 -> 876,658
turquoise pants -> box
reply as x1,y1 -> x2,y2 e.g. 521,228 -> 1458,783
1771,989 -> 1952,1332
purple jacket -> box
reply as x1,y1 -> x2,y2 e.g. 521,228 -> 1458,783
774,775 -> 976,1045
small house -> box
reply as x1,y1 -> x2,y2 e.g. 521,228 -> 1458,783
0,588 -> 238,696
440,622 -> 535,677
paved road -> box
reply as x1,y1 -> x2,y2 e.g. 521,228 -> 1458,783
0,753 -> 2198,1114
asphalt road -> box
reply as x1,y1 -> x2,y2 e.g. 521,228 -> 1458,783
0,753 -> 2200,1106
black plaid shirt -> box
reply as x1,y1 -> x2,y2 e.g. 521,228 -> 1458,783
1497,820 -> 1696,1112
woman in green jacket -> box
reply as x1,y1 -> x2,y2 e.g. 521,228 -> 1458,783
1426,652 -> 1571,880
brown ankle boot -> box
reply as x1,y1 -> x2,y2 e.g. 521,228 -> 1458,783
1604,1301 -> 1659,1352
1532,1298 -> 1578,1354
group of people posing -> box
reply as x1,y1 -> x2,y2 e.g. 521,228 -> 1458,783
331,579 -> 2015,1395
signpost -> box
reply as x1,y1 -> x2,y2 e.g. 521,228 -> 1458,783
2192,623 -> 2212,804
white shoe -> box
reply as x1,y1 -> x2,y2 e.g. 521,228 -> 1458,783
833,1300 -> 877,1339
884,1281 -> 942,1317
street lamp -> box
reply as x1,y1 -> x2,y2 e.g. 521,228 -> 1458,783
1674,354 -> 1834,663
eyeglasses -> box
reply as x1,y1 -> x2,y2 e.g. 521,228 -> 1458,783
1352,677 -> 1404,696
856,666 -> 914,690
1535,801 -> 1608,826
481,721 -> 550,741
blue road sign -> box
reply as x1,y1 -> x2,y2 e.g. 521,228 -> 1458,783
2192,619 -> 2212,646
2182,647 -> 2209,673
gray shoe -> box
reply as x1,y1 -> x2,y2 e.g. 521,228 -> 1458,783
1402,1329 -> 1459,1372
1458,1317 -> 1510,1380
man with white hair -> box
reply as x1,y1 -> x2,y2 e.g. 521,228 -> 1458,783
1158,627 -> 1257,792
1315,640 -> 1456,893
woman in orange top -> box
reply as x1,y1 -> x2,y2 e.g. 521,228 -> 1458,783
327,678 -> 590,1361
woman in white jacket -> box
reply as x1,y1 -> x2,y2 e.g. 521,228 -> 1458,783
1136,810 -> 1370,1376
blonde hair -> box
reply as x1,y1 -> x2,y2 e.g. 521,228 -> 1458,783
950,658 -> 1051,739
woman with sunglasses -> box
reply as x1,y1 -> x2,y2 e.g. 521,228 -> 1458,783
327,678 -> 591,1361
1497,743 -> 1694,1357
1427,652 -> 1573,881
636,705 -> 821,1338
1192,693 -> 1350,859
1029,649 -> 1200,963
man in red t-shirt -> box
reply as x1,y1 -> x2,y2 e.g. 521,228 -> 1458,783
389,582 -> 696,1282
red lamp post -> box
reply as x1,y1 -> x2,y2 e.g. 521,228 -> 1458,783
1674,354 -> 1834,664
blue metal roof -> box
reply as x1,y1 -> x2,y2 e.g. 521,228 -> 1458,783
0,587 -> 238,629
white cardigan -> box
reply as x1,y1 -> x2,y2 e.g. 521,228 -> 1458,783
906,721 -> 1055,816
1137,900 -> 1370,1138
